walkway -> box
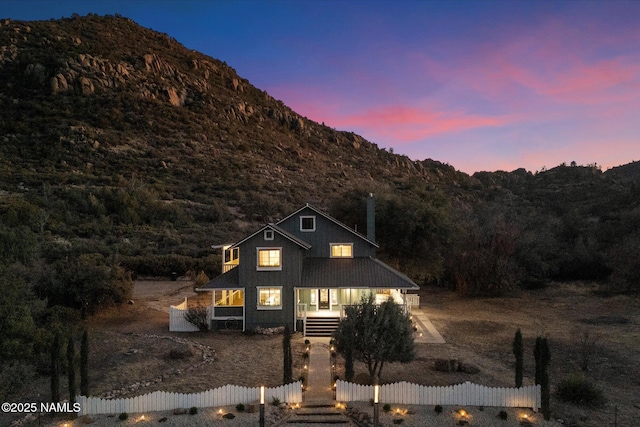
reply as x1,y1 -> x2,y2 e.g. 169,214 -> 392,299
411,308 -> 446,344
305,339 -> 334,403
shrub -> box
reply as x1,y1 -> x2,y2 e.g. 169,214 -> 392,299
223,413 -> 235,419
393,419 -> 404,424
498,410 -> 508,420
383,403 -> 391,413
183,305 -> 209,332
271,397 -> 281,406
304,339 -> 310,345
235,403 -> 245,412
556,375 -> 606,407
189,406 -> 198,415
118,412 -> 128,420
434,405 -> 443,414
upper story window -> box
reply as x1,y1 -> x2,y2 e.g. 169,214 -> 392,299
331,243 -> 353,258
257,247 -> 282,270
264,230 -> 274,240
300,216 -> 316,232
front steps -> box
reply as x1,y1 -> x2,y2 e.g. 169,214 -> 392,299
305,317 -> 340,337
286,403 -> 352,425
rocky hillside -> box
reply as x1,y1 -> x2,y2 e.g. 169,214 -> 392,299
0,14 -> 469,210
1,13 -> 639,293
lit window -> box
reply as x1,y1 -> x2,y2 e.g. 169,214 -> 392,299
258,287 -> 282,309
300,216 -> 316,232
214,290 -> 244,306
331,244 -> 353,258
257,248 -> 281,270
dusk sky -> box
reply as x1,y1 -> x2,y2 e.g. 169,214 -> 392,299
4,1 -> 640,174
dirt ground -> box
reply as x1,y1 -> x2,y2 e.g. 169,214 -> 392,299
6,280 -> 639,427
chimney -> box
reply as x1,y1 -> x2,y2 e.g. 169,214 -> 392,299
367,193 -> 375,243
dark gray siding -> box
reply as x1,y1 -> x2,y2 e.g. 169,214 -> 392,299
238,229 -> 305,330
277,207 -> 375,258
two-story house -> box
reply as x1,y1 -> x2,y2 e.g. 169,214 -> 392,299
197,198 -> 419,336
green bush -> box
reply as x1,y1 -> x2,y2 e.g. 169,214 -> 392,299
434,405 -> 443,414
271,397 -> 281,406
498,410 -> 508,420
235,403 -> 245,412
556,375 -> 606,407
383,403 -> 391,413
189,406 -> 198,415
118,412 -> 128,420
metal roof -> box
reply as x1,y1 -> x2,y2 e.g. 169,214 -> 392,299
230,223 -> 312,250
276,204 -> 379,248
197,266 -> 240,290
300,257 -> 419,289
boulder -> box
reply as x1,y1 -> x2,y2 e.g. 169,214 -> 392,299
173,408 -> 187,415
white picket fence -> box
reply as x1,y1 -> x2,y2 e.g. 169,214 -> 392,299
336,381 -> 540,412
77,382 -> 302,416
169,298 -> 213,332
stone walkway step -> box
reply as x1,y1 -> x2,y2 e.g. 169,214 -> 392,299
286,403 -> 352,425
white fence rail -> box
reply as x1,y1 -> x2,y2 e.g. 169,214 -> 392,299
77,382 -> 303,416
169,298 -> 213,332
405,293 -> 420,308
336,381 -> 540,412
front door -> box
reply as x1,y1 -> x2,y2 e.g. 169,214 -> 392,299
319,289 -> 330,309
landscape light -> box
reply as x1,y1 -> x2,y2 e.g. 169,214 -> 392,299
374,385 -> 379,404
260,385 -> 265,405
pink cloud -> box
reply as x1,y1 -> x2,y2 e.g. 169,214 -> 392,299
330,105 -> 507,143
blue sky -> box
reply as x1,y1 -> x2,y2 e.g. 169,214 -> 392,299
4,1 -> 640,174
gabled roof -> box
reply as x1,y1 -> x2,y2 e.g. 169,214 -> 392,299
300,257 -> 418,289
197,266 -> 240,290
230,223 -> 312,250
276,204 -> 379,248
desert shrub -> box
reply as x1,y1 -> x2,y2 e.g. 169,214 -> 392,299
235,403 -> 245,412
271,397 -> 281,406
434,405 -> 443,414
118,412 -> 128,420
193,270 -> 209,288
383,403 -> 391,413
183,305 -> 209,332
189,406 -> 198,415
498,410 -> 508,420
556,375 -> 606,407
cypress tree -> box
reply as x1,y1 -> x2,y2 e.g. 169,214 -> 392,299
67,334 -> 76,404
512,328 -> 524,387
80,329 -> 89,396
540,337 -> 551,420
282,325 -> 293,384
534,336 -> 542,385
50,332 -> 61,403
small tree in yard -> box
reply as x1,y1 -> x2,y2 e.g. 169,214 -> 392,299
67,334 -> 76,404
334,319 -> 355,381
513,328 -> 523,387
80,329 -> 89,396
282,324 -> 293,384
534,336 -> 551,420
333,294 -> 415,384
184,305 -> 209,332
50,332 -> 61,403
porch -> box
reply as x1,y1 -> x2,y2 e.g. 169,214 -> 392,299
295,288 -> 414,337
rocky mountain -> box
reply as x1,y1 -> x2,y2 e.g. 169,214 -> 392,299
1,14 -> 639,293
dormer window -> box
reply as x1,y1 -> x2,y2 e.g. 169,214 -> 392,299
257,247 -> 282,270
264,230 -> 274,240
331,243 -> 353,258
300,216 -> 316,232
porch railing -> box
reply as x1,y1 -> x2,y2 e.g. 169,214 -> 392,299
296,303 -> 307,334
